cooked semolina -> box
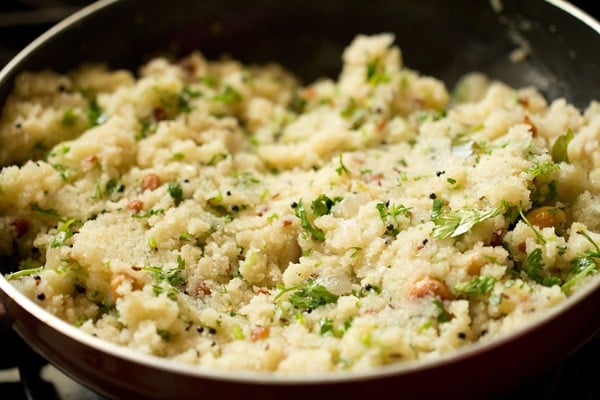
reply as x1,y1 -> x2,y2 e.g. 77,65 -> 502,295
1,34 -> 598,374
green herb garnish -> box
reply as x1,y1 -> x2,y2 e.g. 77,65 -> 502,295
432,202 -> 504,239
61,107 -> 78,126
433,298 -> 451,323
352,284 -> 382,297
319,317 -> 345,337
294,199 -> 325,241
105,179 -> 125,197
167,182 -> 183,206
454,276 -> 496,297
5,267 -> 44,281
178,86 -> 201,113
156,329 -> 171,341
234,171 -> 260,186
143,257 -> 185,299
50,163 -> 74,181
311,194 -> 342,217
519,209 -> 546,244
30,203 -> 61,219
275,278 -> 338,312
521,248 -> 561,287
49,218 -> 80,248
562,230 -> 600,293
366,59 -> 390,85
527,161 -> 559,179
289,91 -> 307,113
336,154 -> 349,176
132,208 -> 164,218
376,201 -> 411,236
79,88 -> 106,127
213,85 -> 242,104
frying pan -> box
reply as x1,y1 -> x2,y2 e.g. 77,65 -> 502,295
1,0 -> 599,398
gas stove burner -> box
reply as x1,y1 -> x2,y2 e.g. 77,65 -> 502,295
1,329 -> 104,399
1,329 -> 58,400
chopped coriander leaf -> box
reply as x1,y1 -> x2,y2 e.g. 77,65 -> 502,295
521,248 -> 561,286
523,249 -> 544,283
349,246 -> 362,257
366,59 -> 390,85
311,194 -> 342,217
234,171 -> 260,186
454,276 -> 496,297
527,161 -> 559,179
366,60 -> 378,82
376,201 -> 411,236
178,86 -> 201,113
519,209 -> 546,244
275,278 -> 338,312
561,230 -> 600,293
79,88 -> 106,127
207,153 -> 227,166
5,266 -> 44,280
289,91 -> 307,113
167,182 -> 183,206
51,163 -> 74,181
431,198 -> 444,221
340,98 -> 367,128
213,85 -> 242,104
105,179 -> 125,197
352,284 -> 382,297
294,199 -> 325,241
577,229 -> 600,257
179,232 -> 193,241
50,145 -> 71,156
61,107 -> 78,126
156,329 -> 171,341
143,259 -> 185,288
340,98 -> 358,120
132,208 -> 164,218
30,203 -> 61,219
49,218 -> 81,248
431,202 -> 504,239
336,154 -> 349,176
136,120 -> 157,140
562,256 -> 597,294
551,129 -> 574,164
319,317 -> 345,337
433,298 -> 451,323
201,75 -> 218,87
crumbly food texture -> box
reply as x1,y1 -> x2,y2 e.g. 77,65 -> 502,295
1,34 -> 599,374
